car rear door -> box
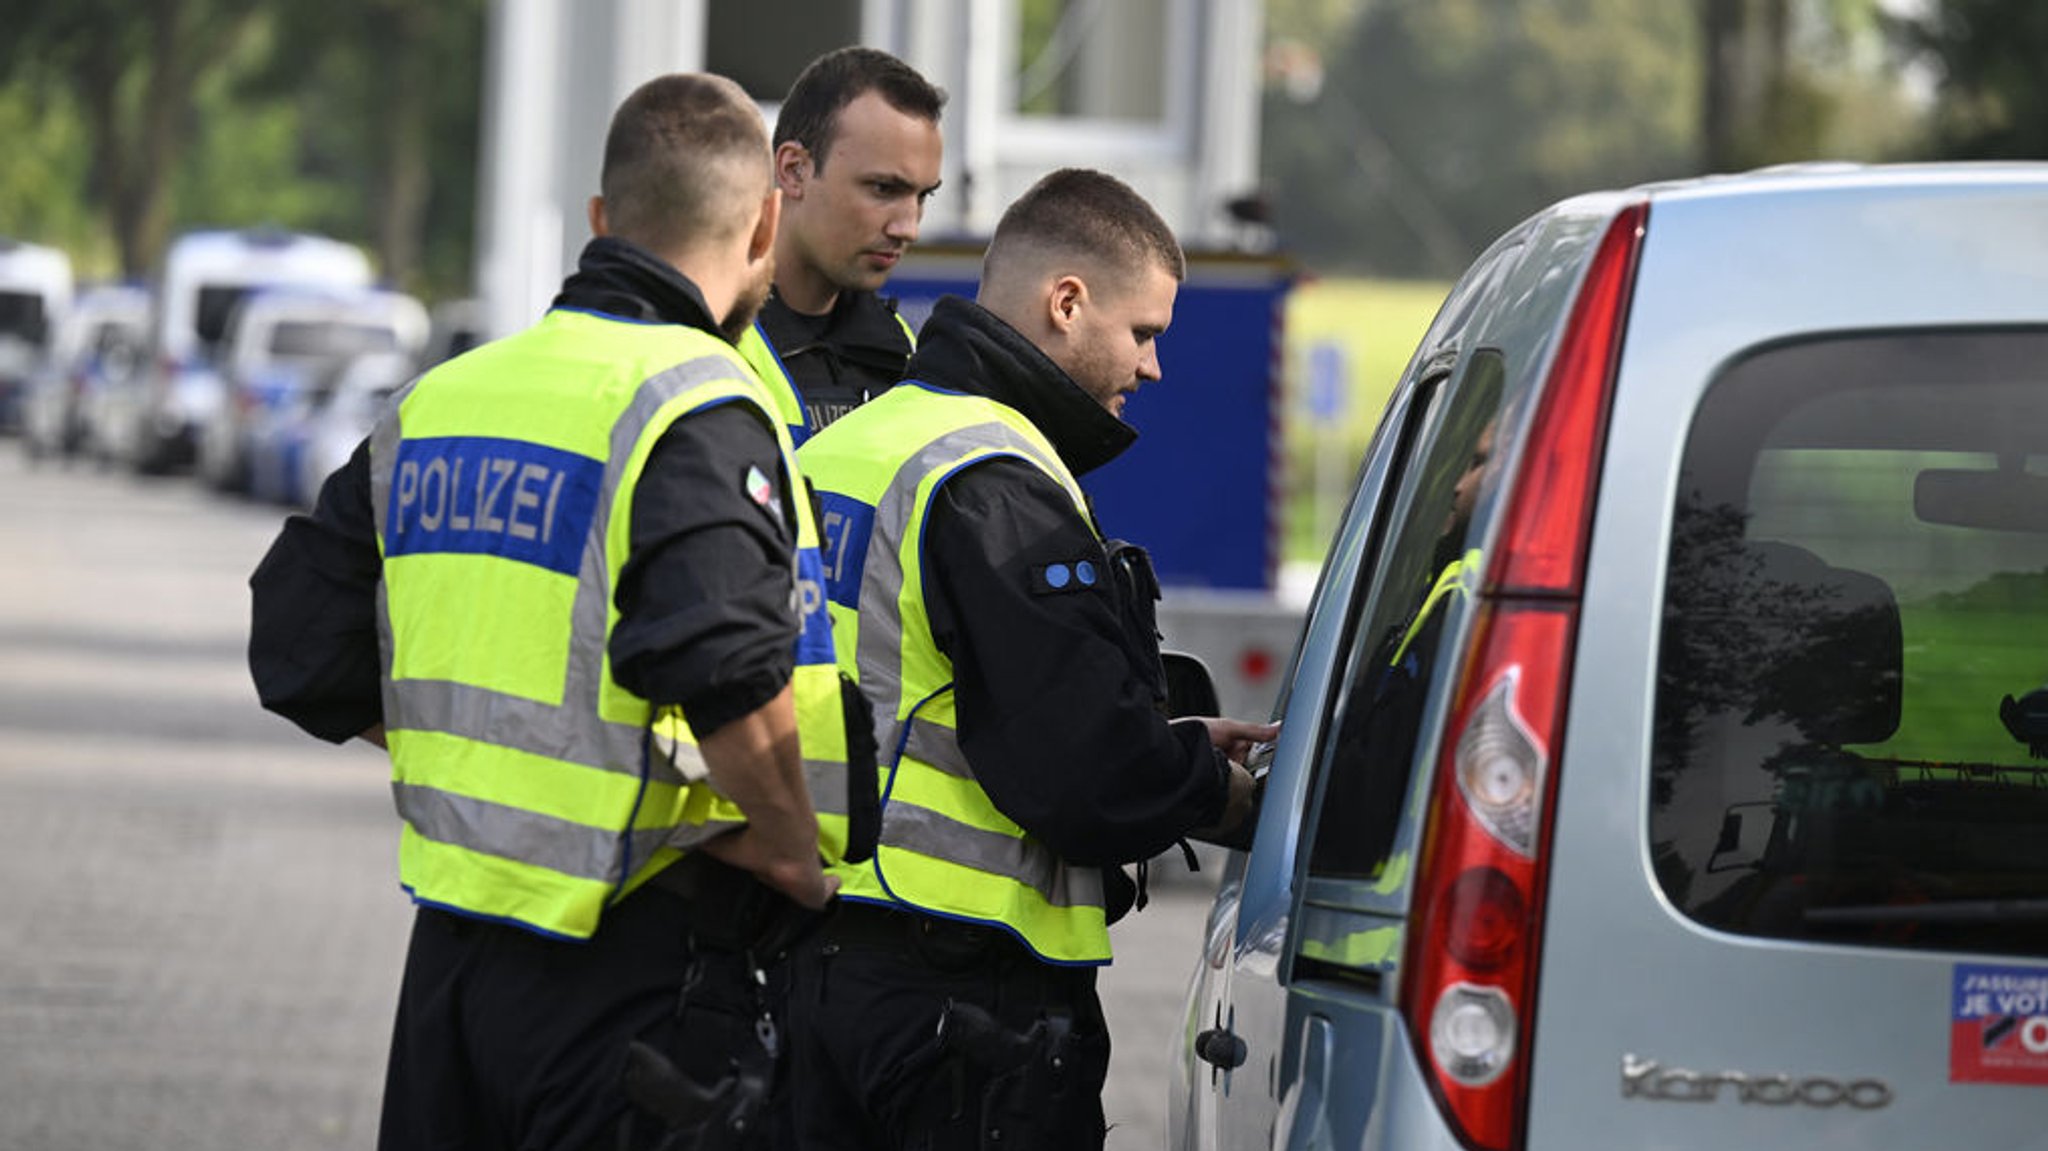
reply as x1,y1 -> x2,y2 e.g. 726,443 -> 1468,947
1180,210 -> 1607,1149
1528,171 -> 2048,1149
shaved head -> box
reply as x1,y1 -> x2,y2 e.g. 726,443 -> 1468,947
599,73 -> 772,256
980,168 -> 1185,307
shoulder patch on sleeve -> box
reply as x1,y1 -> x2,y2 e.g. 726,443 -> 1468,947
1030,556 -> 1103,596
742,463 -> 786,531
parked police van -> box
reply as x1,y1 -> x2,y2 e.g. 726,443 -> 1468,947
1171,163 -> 2048,1150
122,228 -> 371,473
0,238 -> 74,433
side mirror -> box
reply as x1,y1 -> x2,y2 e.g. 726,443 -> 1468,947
1162,650 -> 1221,719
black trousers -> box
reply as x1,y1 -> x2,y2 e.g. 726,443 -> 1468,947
776,901 -> 1111,1151
378,863 -> 797,1151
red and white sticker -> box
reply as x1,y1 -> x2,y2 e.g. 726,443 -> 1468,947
1952,963 -> 2048,1086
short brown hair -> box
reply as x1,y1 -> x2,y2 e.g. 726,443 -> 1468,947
600,73 -> 770,253
773,47 -> 946,172
983,168 -> 1186,295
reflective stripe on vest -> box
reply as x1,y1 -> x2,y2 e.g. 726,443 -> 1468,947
800,382 -> 1111,964
736,309 -> 919,446
737,321 -> 809,446
1391,548 -> 1484,667
368,308 -> 848,939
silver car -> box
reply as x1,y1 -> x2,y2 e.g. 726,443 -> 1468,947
1172,162 -> 2048,1150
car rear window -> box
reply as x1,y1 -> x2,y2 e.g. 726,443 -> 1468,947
0,290 -> 48,346
269,320 -> 400,359
195,285 -> 256,353
1652,330 -> 2048,956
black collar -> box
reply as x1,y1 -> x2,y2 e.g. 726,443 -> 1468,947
906,296 -> 1137,477
550,237 -> 725,337
759,286 -> 910,367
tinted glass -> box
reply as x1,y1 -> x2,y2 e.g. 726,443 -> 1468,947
1654,331 -> 2048,956
1015,0 -> 1167,121
705,0 -> 857,102
195,286 -> 255,352
1306,351 -> 1509,881
0,291 -> 48,345
268,321 -> 399,359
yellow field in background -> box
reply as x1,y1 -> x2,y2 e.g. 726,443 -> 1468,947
1281,276 -> 1449,560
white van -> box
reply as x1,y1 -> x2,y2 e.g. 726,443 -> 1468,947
123,229 -> 371,473
200,285 -> 427,496
24,283 -> 150,462
0,239 -> 75,433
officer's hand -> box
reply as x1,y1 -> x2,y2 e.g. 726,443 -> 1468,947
1190,717 -> 1280,763
1189,761 -> 1259,843
701,829 -> 841,910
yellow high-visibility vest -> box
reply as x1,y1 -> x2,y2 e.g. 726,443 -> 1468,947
736,310 -> 918,444
368,306 -> 851,939
799,381 -> 1111,965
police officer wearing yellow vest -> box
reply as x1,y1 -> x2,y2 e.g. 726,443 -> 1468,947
735,47 -> 944,441
779,169 -> 1274,1150
247,74 -> 874,1151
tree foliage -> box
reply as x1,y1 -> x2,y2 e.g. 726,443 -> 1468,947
1889,0 -> 2048,160
0,0 -> 482,299
1261,0 -> 1945,276
1264,0 -> 1700,278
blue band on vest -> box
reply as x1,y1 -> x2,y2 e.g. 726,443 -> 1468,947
817,491 -> 876,610
794,546 -> 836,665
385,435 -> 603,576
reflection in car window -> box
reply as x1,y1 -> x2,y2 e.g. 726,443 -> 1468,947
270,321 -> 401,359
1306,350 -> 1509,882
1653,331 -> 2048,956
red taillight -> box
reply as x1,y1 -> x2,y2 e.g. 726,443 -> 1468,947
1403,604 -> 1573,1149
1489,202 -> 1647,599
1401,202 -> 1645,1151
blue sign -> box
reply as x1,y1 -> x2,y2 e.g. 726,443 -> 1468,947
1306,340 -> 1348,423
889,252 -> 1292,591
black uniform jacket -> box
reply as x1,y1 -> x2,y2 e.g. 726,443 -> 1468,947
248,237 -> 799,743
758,286 -> 912,433
909,296 -> 1231,872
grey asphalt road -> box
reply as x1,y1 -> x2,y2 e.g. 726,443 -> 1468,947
0,441 -> 1221,1150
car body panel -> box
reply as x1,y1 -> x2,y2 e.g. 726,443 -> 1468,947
203,286 -> 426,495
24,284 -> 149,460
129,229 -> 372,472
1176,163 -> 2048,1151
1526,167 -> 2048,1150
0,239 -> 74,432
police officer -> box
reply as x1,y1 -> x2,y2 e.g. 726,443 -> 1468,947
736,46 -> 945,439
247,73 -> 871,1151
781,169 -> 1273,1149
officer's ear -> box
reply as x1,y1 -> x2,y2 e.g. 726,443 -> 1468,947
774,141 -> 812,200
1046,274 -> 1087,334
587,195 -> 610,238
749,188 -> 781,265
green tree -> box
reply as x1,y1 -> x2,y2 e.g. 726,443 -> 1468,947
1698,0 -> 1906,172
0,0 -> 266,276
0,0 -> 482,298
0,75 -> 108,269
241,0 -> 485,297
1265,0 -> 1699,277
1890,0 -> 2048,159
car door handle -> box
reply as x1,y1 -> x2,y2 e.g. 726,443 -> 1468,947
1195,1026 -> 1247,1071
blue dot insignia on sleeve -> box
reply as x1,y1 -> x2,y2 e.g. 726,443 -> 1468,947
1031,557 -> 1101,596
